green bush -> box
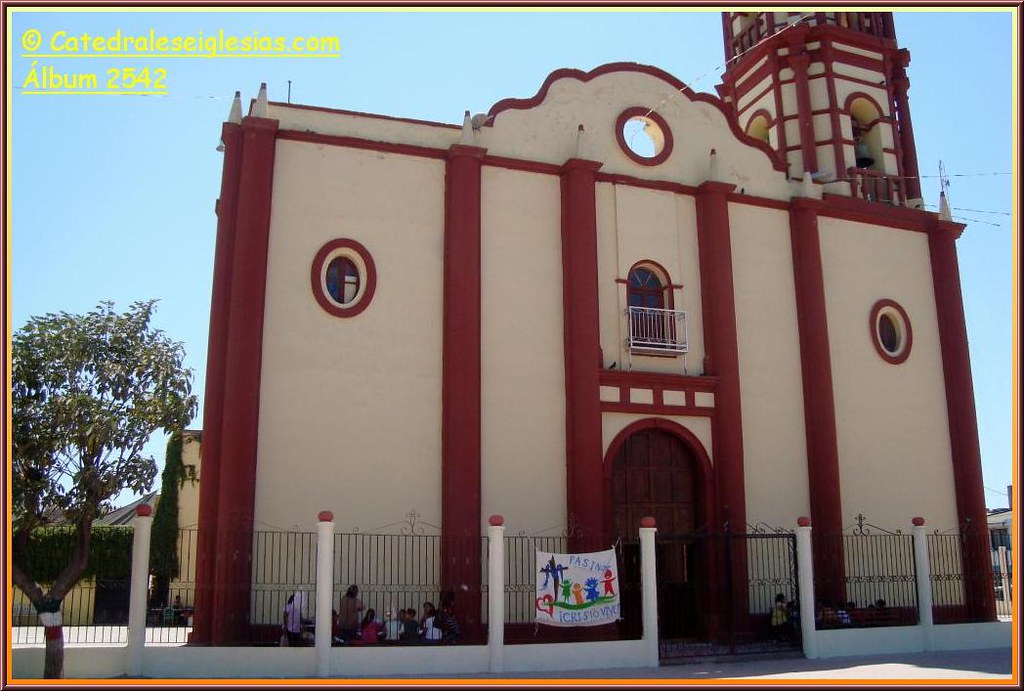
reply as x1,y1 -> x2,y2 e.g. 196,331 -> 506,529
21,526 -> 133,582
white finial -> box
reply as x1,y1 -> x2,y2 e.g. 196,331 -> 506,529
228,91 -> 242,125
253,82 -> 268,118
802,171 -> 814,197
708,148 -> 719,182
575,124 -> 586,159
938,190 -> 952,221
460,110 -> 473,145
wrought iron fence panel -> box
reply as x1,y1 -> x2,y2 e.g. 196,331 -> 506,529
813,525 -> 917,629
991,546 -> 1013,618
333,531 -> 443,620
146,527 -> 199,644
10,525 -> 134,645
251,530 -> 318,627
652,531 -> 800,657
927,530 -> 997,624
503,533 -> 568,624
743,531 -> 799,616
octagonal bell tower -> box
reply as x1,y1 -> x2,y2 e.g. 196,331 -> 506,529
717,11 -> 923,208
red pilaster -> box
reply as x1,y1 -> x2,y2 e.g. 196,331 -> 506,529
560,158 -> 604,552
191,120 -> 243,644
211,115 -> 278,644
441,143 -> 486,638
821,41 -> 848,182
892,50 -> 923,202
695,181 -> 745,527
695,181 -> 748,640
789,198 -> 846,607
769,53 -> 789,173
787,29 -> 818,177
927,220 -> 996,620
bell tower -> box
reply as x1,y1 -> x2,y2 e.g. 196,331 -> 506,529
717,11 -> 923,208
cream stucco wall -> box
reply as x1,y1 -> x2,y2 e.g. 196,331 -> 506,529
596,183 -> 704,376
256,141 -> 445,533
248,62 -> 959,560
819,218 -> 957,531
267,103 -> 461,153
729,203 -> 811,527
480,167 -> 567,534
177,431 -> 202,529
602,413 -> 713,469
478,71 -> 793,200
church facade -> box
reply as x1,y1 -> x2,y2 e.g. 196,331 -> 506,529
191,11 -> 994,644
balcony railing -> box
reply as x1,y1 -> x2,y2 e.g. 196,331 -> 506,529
626,306 -> 688,354
847,167 -> 905,205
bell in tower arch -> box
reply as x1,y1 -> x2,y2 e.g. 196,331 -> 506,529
855,139 -> 875,169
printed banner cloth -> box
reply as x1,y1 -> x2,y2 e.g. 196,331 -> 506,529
535,549 -> 620,627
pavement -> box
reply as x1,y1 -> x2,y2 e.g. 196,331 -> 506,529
356,648 -> 1014,683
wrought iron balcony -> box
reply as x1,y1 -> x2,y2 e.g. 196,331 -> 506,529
625,306 -> 688,354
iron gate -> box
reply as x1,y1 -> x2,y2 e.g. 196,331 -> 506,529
618,531 -> 801,658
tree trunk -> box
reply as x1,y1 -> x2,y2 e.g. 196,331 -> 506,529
38,607 -> 65,679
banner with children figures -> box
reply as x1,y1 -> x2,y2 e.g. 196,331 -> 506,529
535,549 -> 620,627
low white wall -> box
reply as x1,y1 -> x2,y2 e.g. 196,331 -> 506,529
503,640 -> 647,673
11,626 -> 1011,679
12,646 -> 126,680
324,645 -> 489,677
931,622 -> 1014,651
812,622 -> 1011,659
11,640 -> 646,680
815,625 -> 925,658
145,646 -> 318,679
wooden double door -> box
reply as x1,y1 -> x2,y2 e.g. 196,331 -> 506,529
612,427 -> 707,640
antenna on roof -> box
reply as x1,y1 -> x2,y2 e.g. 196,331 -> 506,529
938,161 -> 952,220
288,80 -> 292,104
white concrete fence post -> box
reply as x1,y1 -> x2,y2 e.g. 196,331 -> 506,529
315,510 -> 336,678
487,515 -> 506,673
795,516 -> 817,660
639,516 -> 659,667
127,504 -> 154,677
911,516 -> 934,651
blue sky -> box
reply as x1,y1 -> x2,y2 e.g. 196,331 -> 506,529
8,8 -> 1016,512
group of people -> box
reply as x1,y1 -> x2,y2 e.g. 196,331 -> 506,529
815,598 -> 890,628
282,585 -> 461,646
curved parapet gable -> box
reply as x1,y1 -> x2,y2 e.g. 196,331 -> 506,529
483,62 -> 789,195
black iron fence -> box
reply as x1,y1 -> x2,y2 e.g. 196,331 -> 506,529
11,578 -> 131,645
503,533 -> 568,625
928,530 -> 999,624
10,521 -> 1005,648
10,525 -> 196,646
812,518 -> 918,629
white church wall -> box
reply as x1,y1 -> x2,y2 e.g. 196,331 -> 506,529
819,218 -> 958,531
255,141 -> 446,532
480,166 -> 567,534
599,184 -> 703,377
729,203 -> 812,527
601,413 -> 714,468
477,70 -> 792,200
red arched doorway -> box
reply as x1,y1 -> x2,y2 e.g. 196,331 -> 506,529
608,424 -> 711,641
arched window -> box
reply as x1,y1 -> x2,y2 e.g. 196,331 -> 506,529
626,264 -> 682,352
627,266 -> 666,310
746,112 -> 771,145
848,96 -> 884,172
